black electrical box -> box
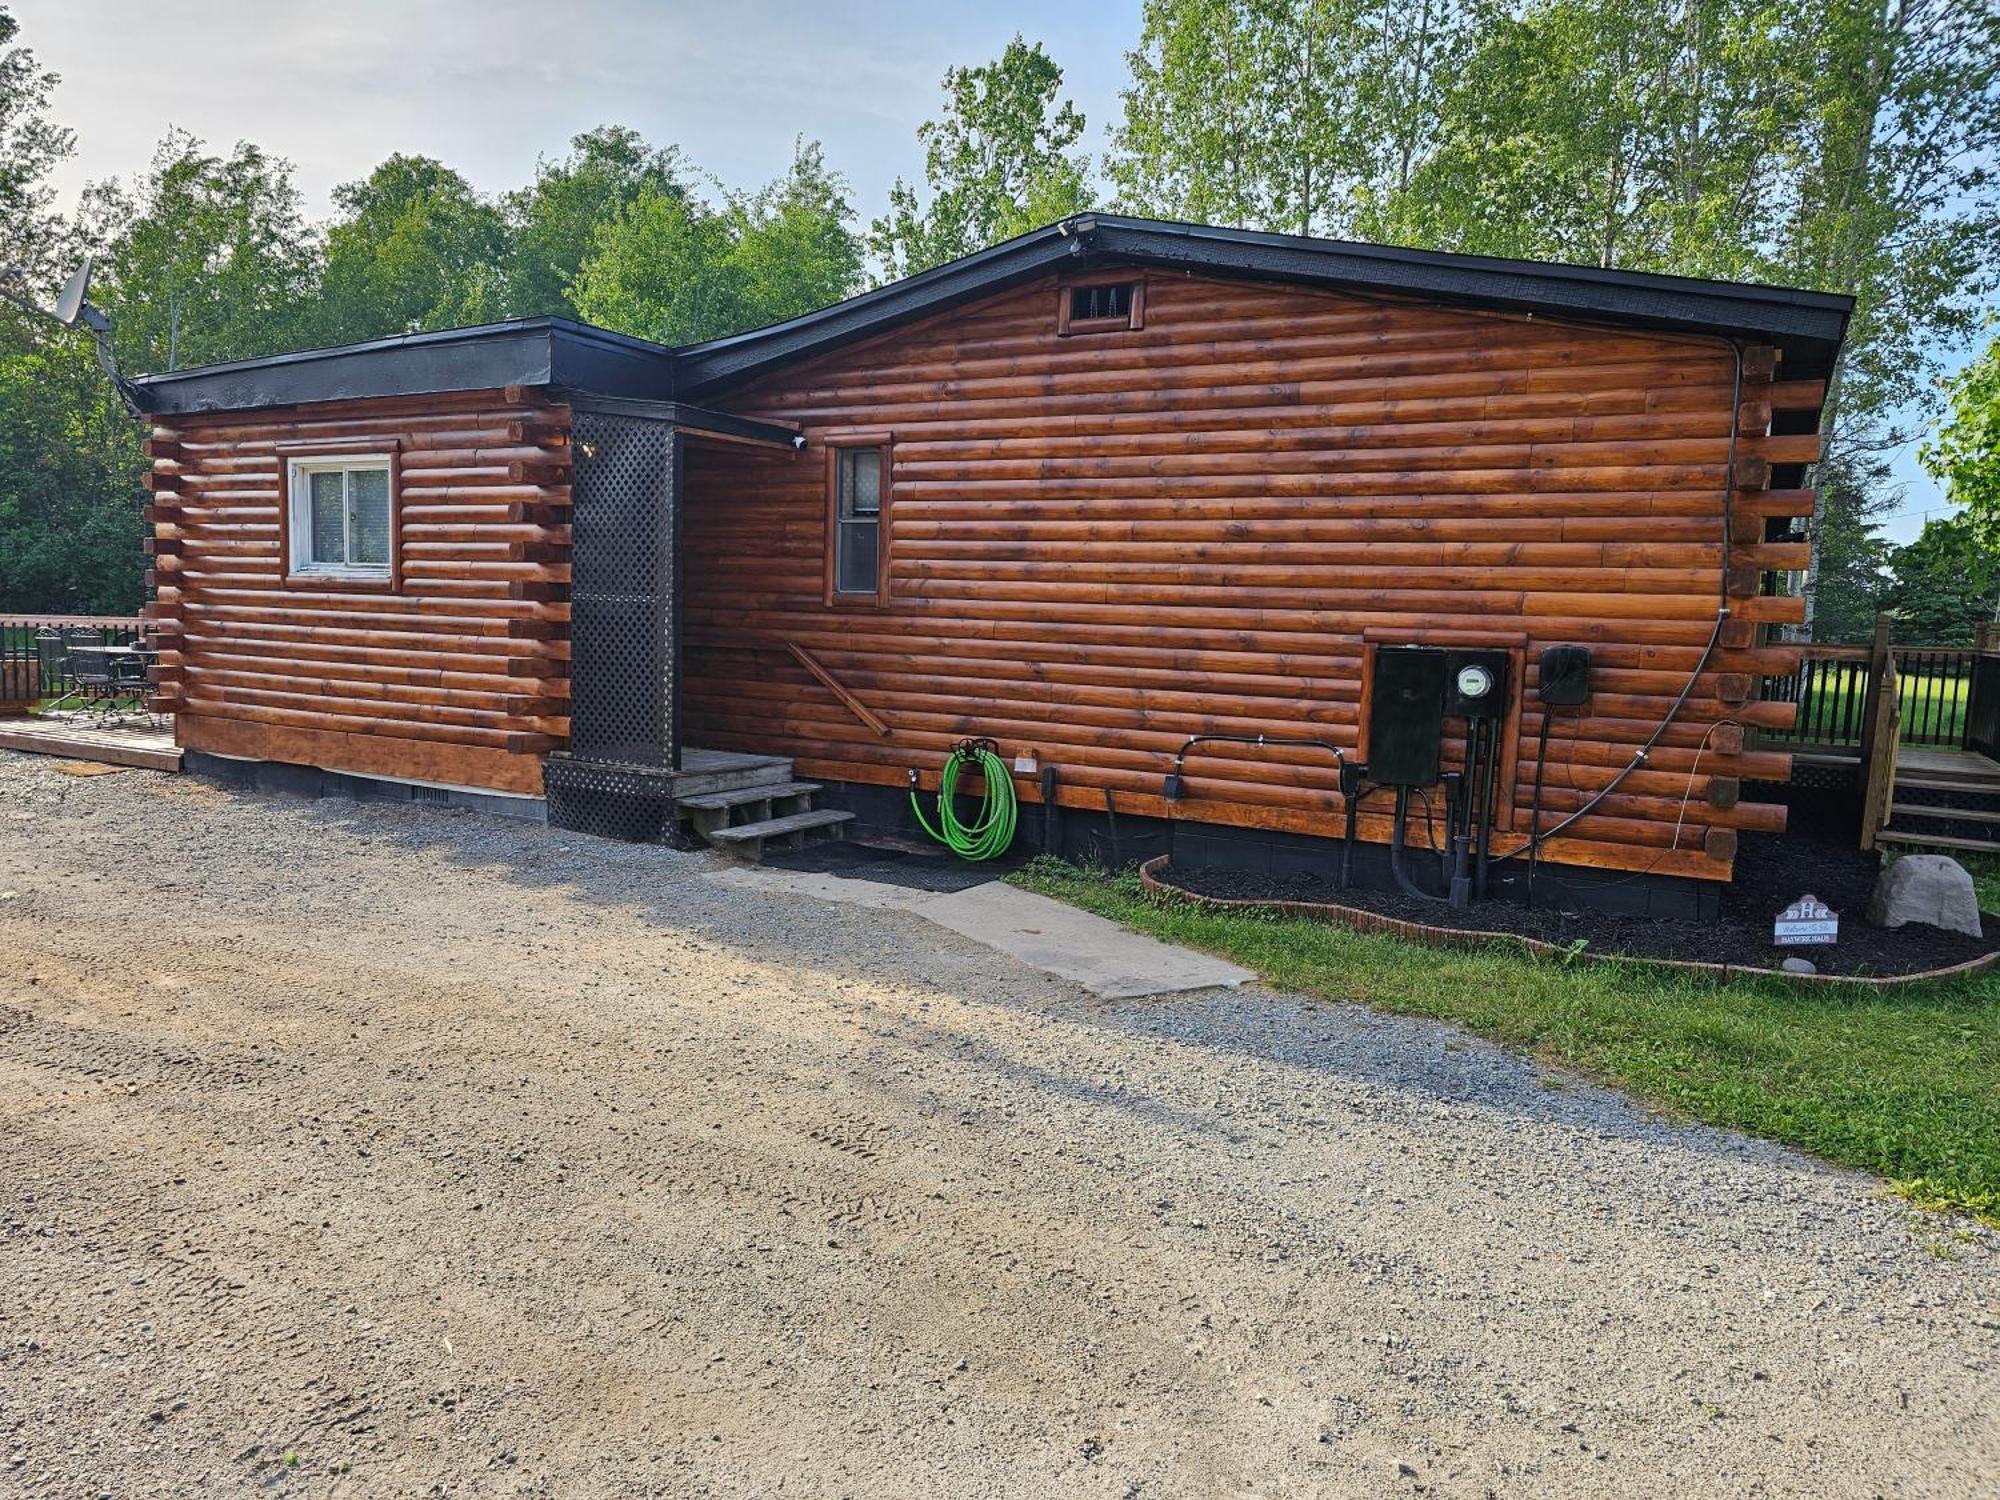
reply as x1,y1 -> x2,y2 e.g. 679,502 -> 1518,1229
1367,646 -> 1447,786
1536,644 -> 1593,706
1443,647 -> 1512,719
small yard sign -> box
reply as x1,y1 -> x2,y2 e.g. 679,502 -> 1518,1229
1774,894 -> 1839,947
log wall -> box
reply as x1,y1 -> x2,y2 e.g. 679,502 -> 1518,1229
143,390 -> 573,794
684,270 -> 1819,879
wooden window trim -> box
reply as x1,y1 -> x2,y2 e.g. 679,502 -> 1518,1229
1057,275 -> 1145,337
277,444 -> 404,593
822,429 -> 892,608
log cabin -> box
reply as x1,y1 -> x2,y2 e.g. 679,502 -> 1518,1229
128,215 -> 1850,917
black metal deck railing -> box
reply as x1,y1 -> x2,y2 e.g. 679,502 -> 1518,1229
1761,644 -> 1981,750
0,614 -> 148,706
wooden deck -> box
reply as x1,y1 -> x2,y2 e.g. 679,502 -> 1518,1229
0,714 -> 181,772
1895,746 -> 2000,787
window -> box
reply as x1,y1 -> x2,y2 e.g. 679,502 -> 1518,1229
1072,283 -> 1131,323
286,456 -> 395,581
1058,278 -> 1144,335
824,433 -> 891,605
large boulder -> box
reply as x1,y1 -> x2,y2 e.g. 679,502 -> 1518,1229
1865,855 -> 1983,938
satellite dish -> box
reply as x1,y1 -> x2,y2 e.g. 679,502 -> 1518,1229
52,257 -> 91,327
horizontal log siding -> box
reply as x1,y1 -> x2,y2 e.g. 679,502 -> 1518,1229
145,391 -> 571,794
685,272 -> 1806,880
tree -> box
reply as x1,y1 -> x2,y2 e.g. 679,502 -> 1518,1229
568,182 -> 744,344
1111,0 -> 1390,236
504,126 -> 685,320
571,142 -> 864,345
725,139 -> 864,325
869,36 -> 1093,280
1388,1 -> 1793,276
1921,330 -> 2000,545
0,3 -> 73,284
319,154 -> 508,343
1878,513 -> 1998,642
1772,1 -> 2000,637
85,131 -> 319,373
0,4 -> 144,613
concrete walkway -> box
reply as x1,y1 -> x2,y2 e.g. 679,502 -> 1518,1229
704,864 -> 1253,998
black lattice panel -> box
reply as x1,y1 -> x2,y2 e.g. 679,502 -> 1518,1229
569,411 -> 678,767
544,753 -> 684,844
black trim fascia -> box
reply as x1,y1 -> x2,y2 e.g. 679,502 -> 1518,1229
131,318 -> 678,416
556,392 -> 801,449
125,216 -> 1856,416
676,215 -> 1854,395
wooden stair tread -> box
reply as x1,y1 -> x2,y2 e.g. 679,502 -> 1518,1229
1876,828 -> 2000,851
707,808 -> 855,843
1891,802 -> 2000,824
676,781 -> 820,811
1888,780 -> 2000,804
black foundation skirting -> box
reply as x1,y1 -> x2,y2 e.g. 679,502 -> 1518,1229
185,749 -> 547,823
817,776 -> 1721,922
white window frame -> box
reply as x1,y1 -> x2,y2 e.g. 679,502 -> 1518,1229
286,455 -> 395,580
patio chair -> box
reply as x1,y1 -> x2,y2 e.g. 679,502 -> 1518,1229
108,644 -> 158,724
34,629 -> 87,714
59,629 -> 123,717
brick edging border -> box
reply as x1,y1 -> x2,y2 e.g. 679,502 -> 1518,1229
1136,855 -> 1999,993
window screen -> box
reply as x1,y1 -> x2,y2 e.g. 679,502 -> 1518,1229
834,447 -> 881,595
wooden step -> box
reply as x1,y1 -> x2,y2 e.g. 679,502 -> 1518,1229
1891,802 -> 2000,825
1896,775 -> 2000,796
675,780 -> 821,811
1876,828 -> 2000,853
709,808 -> 854,843
707,807 -> 854,859
668,749 -> 795,798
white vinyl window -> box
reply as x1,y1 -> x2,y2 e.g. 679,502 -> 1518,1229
288,456 -> 393,579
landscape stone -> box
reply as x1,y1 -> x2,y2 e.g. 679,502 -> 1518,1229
1780,956 -> 1817,975
1864,856 -> 1982,938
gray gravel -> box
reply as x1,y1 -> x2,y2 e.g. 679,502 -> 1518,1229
0,749 -> 1995,1498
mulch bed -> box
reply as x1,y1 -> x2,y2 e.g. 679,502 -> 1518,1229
1150,822 -> 2000,986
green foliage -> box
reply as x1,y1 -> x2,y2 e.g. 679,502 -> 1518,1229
84,131 -> 319,373
0,333 -> 144,612
1923,331 -> 2000,547
1879,514 -> 1998,643
1113,0 -> 1474,238
318,154 -> 508,343
570,139 -> 862,345
568,181 -> 742,344
1014,857 -> 2000,1224
502,126 -> 686,320
0,4 -> 73,281
723,140 -> 865,327
869,36 -> 1093,280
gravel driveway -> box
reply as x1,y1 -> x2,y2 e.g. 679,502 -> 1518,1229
0,751 -> 1994,1498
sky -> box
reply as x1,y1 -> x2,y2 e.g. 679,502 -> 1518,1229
11,0 -> 1967,543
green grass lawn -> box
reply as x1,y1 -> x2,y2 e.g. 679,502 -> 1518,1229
1013,857 -> 2000,1225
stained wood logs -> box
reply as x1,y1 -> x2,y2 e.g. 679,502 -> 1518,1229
682,270 -> 1815,880
149,391 -> 571,793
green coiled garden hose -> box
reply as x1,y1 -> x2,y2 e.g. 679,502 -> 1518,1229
909,739 -> 1018,860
